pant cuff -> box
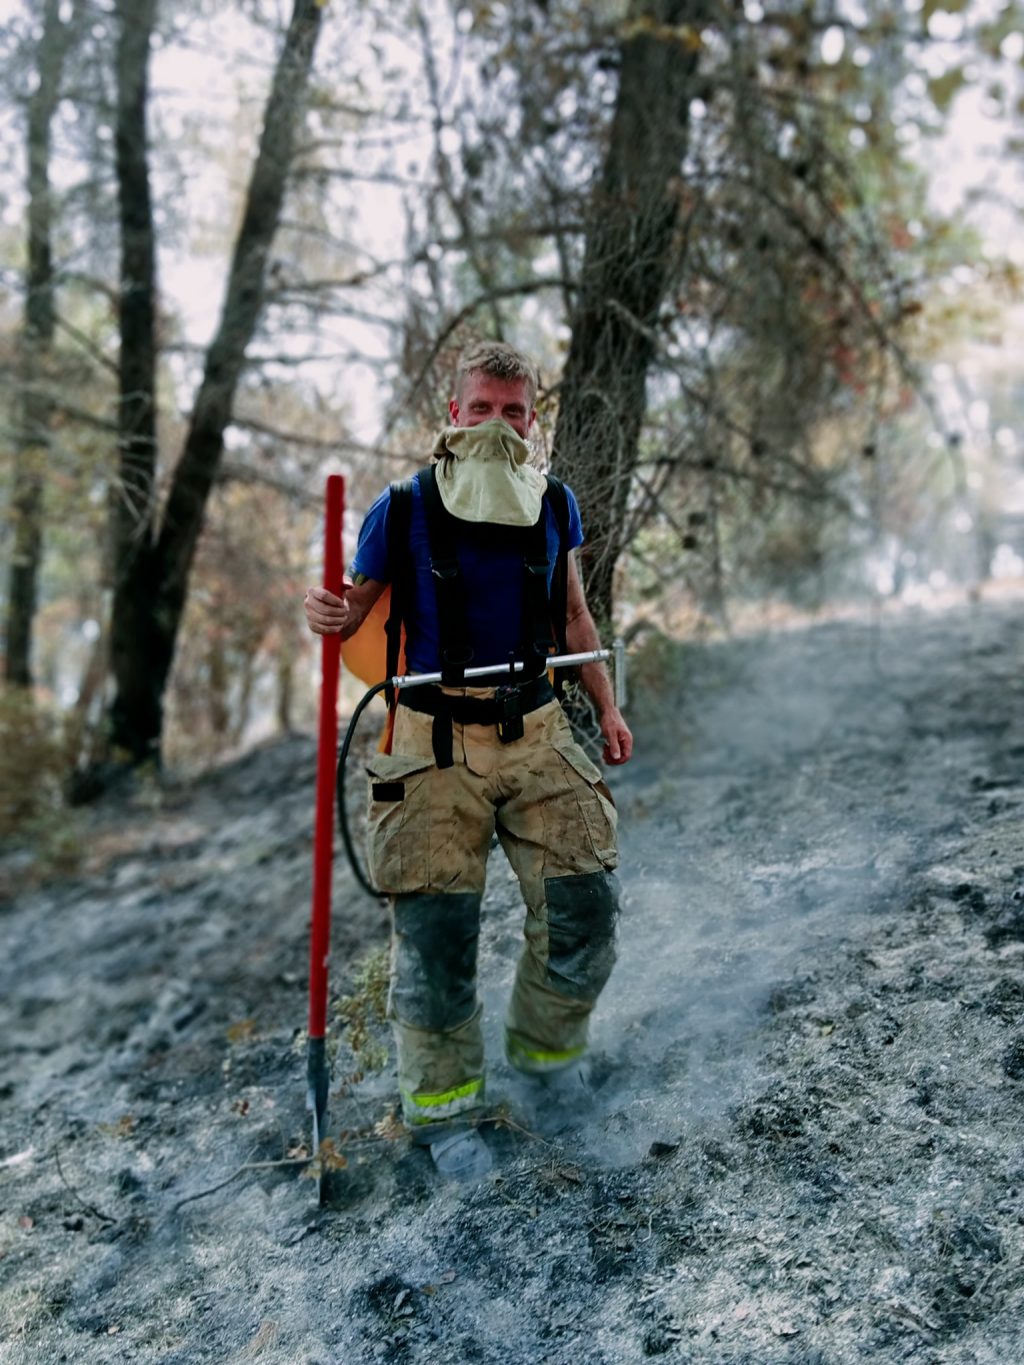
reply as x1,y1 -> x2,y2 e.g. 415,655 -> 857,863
400,1075 -> 485,1132
505,1030 -> 586,1075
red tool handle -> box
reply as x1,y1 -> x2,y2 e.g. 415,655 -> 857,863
308,474 -> 344,1040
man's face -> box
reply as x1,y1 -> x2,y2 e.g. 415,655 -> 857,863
449,371 -> 536,439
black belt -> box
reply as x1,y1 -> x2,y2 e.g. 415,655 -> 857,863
398,674 -> 554,769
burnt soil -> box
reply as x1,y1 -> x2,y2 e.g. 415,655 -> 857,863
2,594 -> 1023,1364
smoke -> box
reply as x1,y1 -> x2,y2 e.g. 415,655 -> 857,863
478,607 -> 981,1165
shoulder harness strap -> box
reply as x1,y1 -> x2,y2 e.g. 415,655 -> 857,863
419,465 -> 476,686
521,502 -> 555,677
544,474 -> 571,698
384,476 -> 415,707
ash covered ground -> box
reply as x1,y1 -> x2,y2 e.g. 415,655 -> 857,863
2,593 -> 1024,1365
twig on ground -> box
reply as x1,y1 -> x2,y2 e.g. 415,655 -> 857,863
171,1156 -> 310,1212
885,1299 -> 939,1340
491,1179 -> 542,1218
172,1134 -> 391,1213
487,1112 -> 556,1147
52,1146 -> 116,1224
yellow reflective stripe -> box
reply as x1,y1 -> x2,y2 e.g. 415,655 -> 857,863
403,1078 -> 483,1122
507,1037 -> 585,1066
521,1044 -> 584,1064
409,1078 -> 482,1108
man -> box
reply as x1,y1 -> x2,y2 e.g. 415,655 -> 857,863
304,341 -> 632,1180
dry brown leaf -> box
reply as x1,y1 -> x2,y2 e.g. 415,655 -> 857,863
302,1137 -> 348,1180
98,1114 -> 137,1138
226,1019 -> 258,1044
373,1108 -> 405,1142
242,1320 -> 279,1356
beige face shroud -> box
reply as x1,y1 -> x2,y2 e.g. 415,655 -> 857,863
430,417 -> 547,526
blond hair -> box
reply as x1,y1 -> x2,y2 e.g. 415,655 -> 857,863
454,340 -> 540,407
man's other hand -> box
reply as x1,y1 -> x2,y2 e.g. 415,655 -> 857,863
599,706 -> 633,766
303,582 -> 351,635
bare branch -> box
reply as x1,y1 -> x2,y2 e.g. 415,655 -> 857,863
52,312 -> 119,378
229,415 -> 415,464
402,277 -> 573,409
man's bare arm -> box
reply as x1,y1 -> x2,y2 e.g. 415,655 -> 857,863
564,555 -> 633,766
303,575 -> 386,640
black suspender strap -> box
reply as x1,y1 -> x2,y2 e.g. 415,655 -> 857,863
384,478 -> 414,709
419,465 -> 475,686
521,510 -> 555,674
544,474 -> 571,699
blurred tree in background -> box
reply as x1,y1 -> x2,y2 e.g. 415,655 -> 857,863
0,0 -> 1021,810
385,0 -> 1022,630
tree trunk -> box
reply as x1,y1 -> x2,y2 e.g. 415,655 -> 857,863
276,650 -> 294,735
208,632 -> 230,739
106,0 -> 325,765
107,0 -> 161,761
551,0 -> 706,635
4,0 -> 77,686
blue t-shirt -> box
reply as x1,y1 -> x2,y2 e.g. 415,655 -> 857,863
351,472 -> 584,674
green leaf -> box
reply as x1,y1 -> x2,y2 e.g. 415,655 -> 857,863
927,66 -> 967,112
923,0 -> 969,18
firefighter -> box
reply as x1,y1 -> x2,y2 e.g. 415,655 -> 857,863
304,341 -> 632,1180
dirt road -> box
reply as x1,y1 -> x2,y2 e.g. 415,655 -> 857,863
2,593 -> 1022,1363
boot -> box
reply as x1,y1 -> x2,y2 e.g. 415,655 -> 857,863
428,1128 -> 493,1182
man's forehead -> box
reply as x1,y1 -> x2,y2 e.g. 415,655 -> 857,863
461,371 -> 531,403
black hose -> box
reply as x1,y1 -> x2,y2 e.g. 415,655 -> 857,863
335,680 -> 390,901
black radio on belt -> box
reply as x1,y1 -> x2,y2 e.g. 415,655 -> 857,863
495,684 -> 526,744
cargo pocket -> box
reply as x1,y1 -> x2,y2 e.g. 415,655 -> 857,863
365,752 -> 437,893
550,736 -> 619,872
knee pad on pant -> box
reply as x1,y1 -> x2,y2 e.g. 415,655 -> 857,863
544,871 -> 619,1000
391,891 -> 481,1030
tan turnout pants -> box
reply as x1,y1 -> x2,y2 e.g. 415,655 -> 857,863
365,689 -> 620,1134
